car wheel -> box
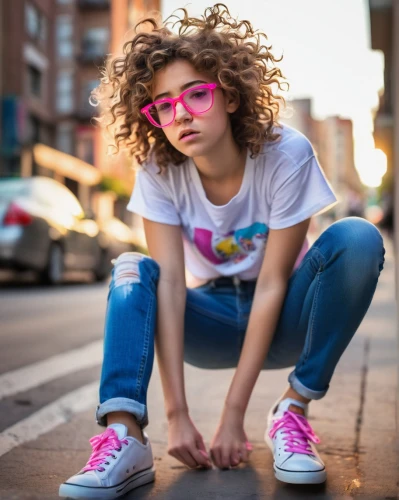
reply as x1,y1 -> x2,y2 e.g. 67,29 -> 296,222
94,249 -> 110,282
41,243 -> 64,285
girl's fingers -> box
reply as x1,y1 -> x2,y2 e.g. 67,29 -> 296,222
170,440 -> 211,469
192,436 -> 211,468
195,437 -> 212,467
195,449 -> 212,468
182,446 -> 211,469
243,440 -> 253,461
177,449 -> 198,469
239,444 -> 249,463
230,450 -> 241,467
211,443 -> 252,469
196,436 -> 208,454
220,449 -> 231,469
210,448 -> 221,468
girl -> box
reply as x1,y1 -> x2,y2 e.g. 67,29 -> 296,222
59,4 -> 385,498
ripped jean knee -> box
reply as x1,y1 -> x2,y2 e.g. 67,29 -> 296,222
111,252 -> 151,287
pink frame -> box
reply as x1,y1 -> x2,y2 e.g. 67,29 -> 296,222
140,83 -> 219,128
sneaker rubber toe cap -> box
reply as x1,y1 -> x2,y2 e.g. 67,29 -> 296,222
64,470 -> 102,488
280,455 -> 325,472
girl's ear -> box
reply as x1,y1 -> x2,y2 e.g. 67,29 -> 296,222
224,90 -> 240,114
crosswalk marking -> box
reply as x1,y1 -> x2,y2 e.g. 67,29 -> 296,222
0,382 -> 98,458
0,341 -> 102,400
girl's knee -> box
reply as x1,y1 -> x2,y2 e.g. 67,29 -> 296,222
324,217 -> 385,276
327,217 -> 383,253
112,252 -> 159,287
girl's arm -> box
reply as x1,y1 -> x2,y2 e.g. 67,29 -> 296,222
144,218 -> 212,470
222,218 -> 311,420
143,218 -> 189,420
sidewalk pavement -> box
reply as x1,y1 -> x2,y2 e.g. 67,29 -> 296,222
2,230 -> 398,500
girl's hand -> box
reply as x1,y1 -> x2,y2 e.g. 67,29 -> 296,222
209,409 -> 253,469
167,411 -> 212,470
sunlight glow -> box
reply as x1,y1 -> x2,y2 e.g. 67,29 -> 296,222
356,148 -> 387,187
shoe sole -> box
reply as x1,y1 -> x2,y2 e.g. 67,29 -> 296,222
264,431 -> 327,485
59,465 -> 155,499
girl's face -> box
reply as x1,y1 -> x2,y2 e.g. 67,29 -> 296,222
150,59 -> 239,158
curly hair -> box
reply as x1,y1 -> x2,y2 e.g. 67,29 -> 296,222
92,3 -> 289,169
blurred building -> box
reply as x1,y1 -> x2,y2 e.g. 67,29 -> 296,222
0,1 -> 57,173
94,0 -> 160,223
282,99 -> 364,219
313,117 -> 364,218
284,99 -> 314,140
0,0 -> 160,216
369,0 -> 396,194
368,0 -> 399,292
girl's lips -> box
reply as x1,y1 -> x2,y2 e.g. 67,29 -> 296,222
179,132 -> 200,142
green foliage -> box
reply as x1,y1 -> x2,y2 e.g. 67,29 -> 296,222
99,176 -> 130,199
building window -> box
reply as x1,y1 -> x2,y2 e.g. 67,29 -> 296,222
25,3 -> 47,43
82,27 -> 109,59
56,15 -> 74,59
56,122 -> 74,154
26,115 -> 41,144
56,71 -> 74,113
27,65 -> 42,97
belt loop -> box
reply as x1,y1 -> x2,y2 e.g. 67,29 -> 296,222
233,276 -> 241,287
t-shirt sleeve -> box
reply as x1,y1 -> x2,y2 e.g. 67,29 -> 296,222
126,165 -> 181,225
268,155 -> 338,230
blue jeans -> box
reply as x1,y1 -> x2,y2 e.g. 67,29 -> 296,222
96,217 -> 385,429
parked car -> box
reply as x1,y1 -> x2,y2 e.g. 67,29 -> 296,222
97,217 -> 144,260
0,176 -> 136,284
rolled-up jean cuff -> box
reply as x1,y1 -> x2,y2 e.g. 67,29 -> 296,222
288,371 -> 328,400
95,397 -> 149,429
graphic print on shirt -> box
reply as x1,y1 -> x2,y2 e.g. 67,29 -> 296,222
193,222 -> 269,265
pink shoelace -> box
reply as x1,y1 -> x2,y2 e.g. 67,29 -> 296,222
268,410 -> 321,455
82,428 -> 129,472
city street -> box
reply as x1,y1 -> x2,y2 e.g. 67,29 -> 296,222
0,234 -> 397,500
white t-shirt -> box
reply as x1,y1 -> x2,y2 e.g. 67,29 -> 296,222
127,124 -> 338,281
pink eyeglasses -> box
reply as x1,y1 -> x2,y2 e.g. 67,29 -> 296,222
140,83 -> 219,128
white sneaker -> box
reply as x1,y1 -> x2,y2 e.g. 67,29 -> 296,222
59,423 -> 155,499
264,397 -> 327,484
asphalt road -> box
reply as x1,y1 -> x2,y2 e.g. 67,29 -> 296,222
0,241 -> 397,500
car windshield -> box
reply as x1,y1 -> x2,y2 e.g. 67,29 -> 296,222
0,180 -> 30,200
